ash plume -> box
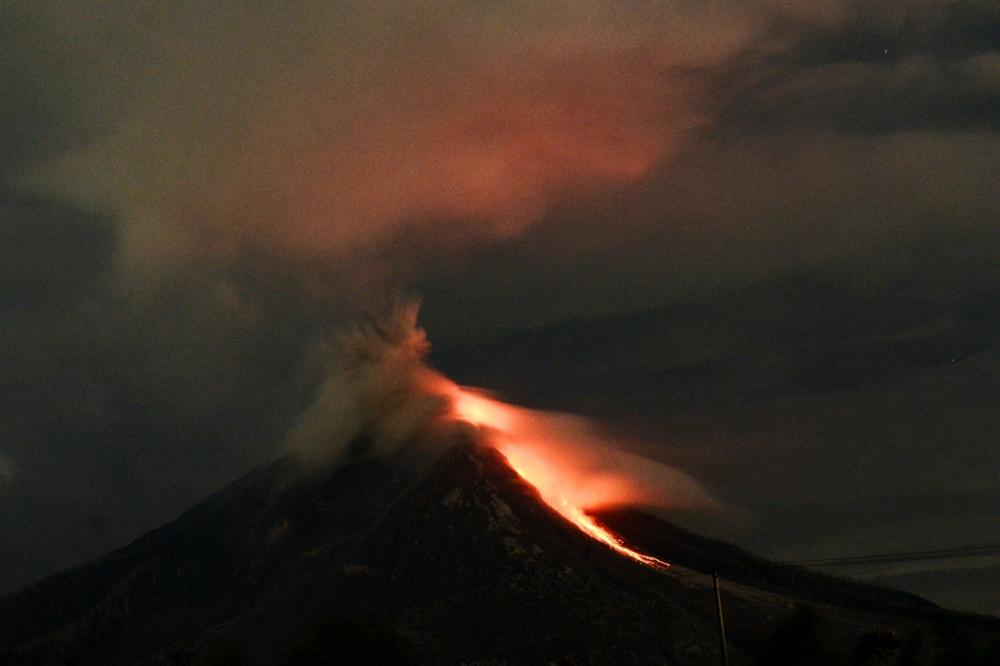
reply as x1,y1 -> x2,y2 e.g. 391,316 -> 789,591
286,299 -> 452,467
287,299 -> 721,514
10,0 -> 849,284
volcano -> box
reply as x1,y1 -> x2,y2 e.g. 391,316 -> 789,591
2,432 -> 998,665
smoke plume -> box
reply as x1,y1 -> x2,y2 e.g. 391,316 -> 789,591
286,300 -> 453,466
288,300 -> 719,512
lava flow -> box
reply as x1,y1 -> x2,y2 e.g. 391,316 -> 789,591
450,388 -> 669,570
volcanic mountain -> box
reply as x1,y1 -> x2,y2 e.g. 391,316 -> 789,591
2,431 -> 998,665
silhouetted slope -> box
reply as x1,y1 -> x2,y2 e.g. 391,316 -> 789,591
2,438 -> 998,665
0,441 -> 719,664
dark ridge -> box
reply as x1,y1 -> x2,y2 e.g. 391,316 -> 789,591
594,507 -> 935,613
2,438 -> 998,665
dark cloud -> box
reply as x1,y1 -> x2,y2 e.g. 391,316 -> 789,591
0,192 -> 114,307
719,2 -> 1000,133
785,3 -> 1000,64
721,54 -> 1000,133
0,3 -> 120,179
0,192 -> 328,591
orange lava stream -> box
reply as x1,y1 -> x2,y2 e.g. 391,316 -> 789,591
450,388 -> 669,570
504,453 -> 670,570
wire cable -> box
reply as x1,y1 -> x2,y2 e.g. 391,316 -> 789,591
779,543 -> 1000,567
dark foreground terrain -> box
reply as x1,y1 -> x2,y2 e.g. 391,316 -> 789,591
2,433 -> 998,665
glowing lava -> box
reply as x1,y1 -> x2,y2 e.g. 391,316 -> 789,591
450,388 -> 669,570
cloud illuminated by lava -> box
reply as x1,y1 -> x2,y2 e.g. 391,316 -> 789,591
449,388 -> 717,513
21,1 -> 785,279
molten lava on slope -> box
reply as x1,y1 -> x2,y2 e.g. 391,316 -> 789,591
288,302 -> 707,569
450,387 -> 669,569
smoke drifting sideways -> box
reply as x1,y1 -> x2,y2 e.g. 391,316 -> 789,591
14,1 -> 834,287
286,300 -> 720,518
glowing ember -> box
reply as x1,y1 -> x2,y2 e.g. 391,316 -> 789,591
450,387 -> 669,570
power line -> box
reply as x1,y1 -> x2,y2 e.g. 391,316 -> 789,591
779,543 -> 1000,567
664,543 -> 1000,578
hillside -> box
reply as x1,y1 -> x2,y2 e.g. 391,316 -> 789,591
2,438 -> 998,664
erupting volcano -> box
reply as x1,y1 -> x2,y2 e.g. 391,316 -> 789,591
5,305 -> 993,665
285,300 -> 720,560
450,388 -> 669,569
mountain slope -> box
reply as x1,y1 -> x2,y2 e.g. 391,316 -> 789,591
2,438 -> 998,665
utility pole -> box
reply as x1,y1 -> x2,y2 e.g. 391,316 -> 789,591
713,568 -> 730,666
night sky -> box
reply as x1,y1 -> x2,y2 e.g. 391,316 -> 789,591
3,2 -> 999,614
